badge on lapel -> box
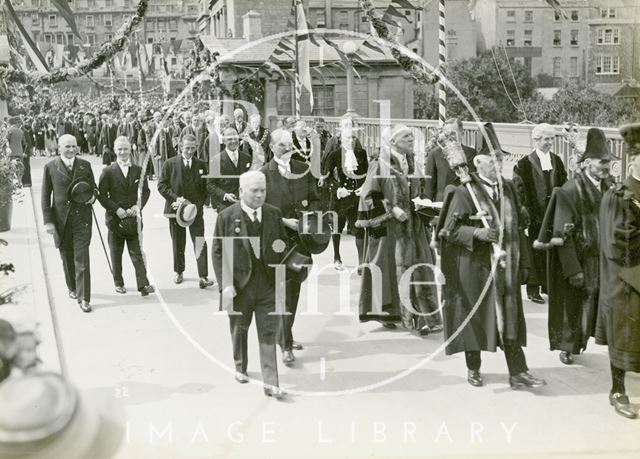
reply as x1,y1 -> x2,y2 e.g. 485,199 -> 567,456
234,219 -> 241,234
301,200 -> 308,208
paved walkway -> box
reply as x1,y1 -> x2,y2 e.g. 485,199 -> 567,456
3,155 -> 638,459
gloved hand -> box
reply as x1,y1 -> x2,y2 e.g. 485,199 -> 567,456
116,208 -> 128,219
473,228 -> 499,242
568,272 -> 584,288
392,206 -> 408,222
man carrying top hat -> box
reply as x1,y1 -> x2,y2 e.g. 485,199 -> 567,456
212,170 -> 288,399
596,122 -> 640,419
260,128 -> 322,364
158,134 -> 214,289
437,133 -> 546,389
536,128 -> 616,366
513,123 -> 568,304
41,134 -> 97,313
97,136 -> 154,297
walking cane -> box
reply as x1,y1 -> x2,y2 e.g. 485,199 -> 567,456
91,207 -> 113,275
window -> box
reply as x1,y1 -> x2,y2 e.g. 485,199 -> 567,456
361,16 -> 368,22
553,30 -> 561,46
553,57 -> 562,77
316,11 -> 326,27
554,11 -> 561,22
56,33 -> 64,44
600,8 -> 616,18
158,19 -> 166,32
44,33 -> 52,44
506,10 -> 515,22
147,37 -> 153,44
570,56 -> 578,76
49,14 -> 57,27
105,0 -> 113,6
169,19 -> 178,31
31,13 -> 39,26
571,10 -> 579,21
125,0 -> 131,7
570,30 -> 578,46
171,57 -> 177,65
86,15 -> 94,27
105,33 -> 113,41
67,33 -> 73,44
87,0 -> 95,6
597,28 -> 620,45
447,29 -> 457,37
506,30 -> 515,47
86,33 -> 96,45
313,85 -> 335,116
405,10 -> 411,16
596,55 -> 620,74
147,19 -> 155,31
104,14 -> 112,27
170,37 -> 176,42
524,30 -> 532,46
524,10 -> 533,22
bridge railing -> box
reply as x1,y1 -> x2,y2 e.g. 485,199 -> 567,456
269,116 -> 627,181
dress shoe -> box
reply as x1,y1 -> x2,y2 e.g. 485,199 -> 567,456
291,341 -> 304,350
264,386 -> 287,399
234,372 -> 249,384
283,350 -> 296,365
199,277 -> 214,289
68,290 -> 77,300
559,351 -> 573,365
527,292 -> 545,304
140,285 -> 154,297
509,372 -> 546,389
174,272 -> 183,284
115,286 -> 127,294
429,324 -> 444,334
333,260 -> 345,271
467,370 -> 484,387
79,301 -> 92,313
419,325 -> 430,337
609,393 -> 638,419
381,321 -> 397,329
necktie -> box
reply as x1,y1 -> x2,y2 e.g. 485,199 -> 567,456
186,159 -> 191,169
253,210 -> 259,223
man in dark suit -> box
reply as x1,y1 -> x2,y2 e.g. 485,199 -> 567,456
158,134 -> 214,289
206,127 -> 252,213
41,134 -> 97,313
424,118 -> 477,202
291,120 -> 312,164
99,114 -> 118,166
98,136 -> 154,296
233,108 -> 248,137
212,170 -> 288,399
117,112 -> 140,165
513,123 -> 567,304
246,113 -> 271,164
261,128 -> 321,364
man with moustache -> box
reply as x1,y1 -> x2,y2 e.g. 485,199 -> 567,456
97,136 -> 154,297
212,170 -> 288,399
513,123 -> 567,304
207,127 -> 252,213
158,134 -> 214,289
41,134 -> 98,313
536,128 -> 616,365
260,128 -> 321,364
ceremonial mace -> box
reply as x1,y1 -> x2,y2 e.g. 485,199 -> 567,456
437,132 -> 507,268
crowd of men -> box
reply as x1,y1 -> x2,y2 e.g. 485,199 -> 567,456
5,98 -> 638,413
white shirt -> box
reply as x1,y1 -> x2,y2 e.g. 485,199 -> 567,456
117,160 -> 131,178
478,174 -> 498,199
61,156 -> 75,171
274,156 -> 291,175
585,171 -> 601,190
181,154 -> 192,168
240,201 -> 262,223
535,149 -> 554,171
391,150 -> 409,175
226,149 -> 238,166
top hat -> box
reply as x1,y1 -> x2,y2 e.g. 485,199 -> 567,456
176,200 -> 197,228
477,122 -> 503,158
0,372 -> 124,459
579,128 -> 618,162
297,211 -> 333,254
619,123 -> 640,157
67,178 -> 96,204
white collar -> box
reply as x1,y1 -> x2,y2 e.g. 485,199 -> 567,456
61,156 -> 75,167
117,159 -> 131,168
478,174 -> 497,186
535,149 -> 554,171
181,154 -> 193,164
240,201 -> 262,222
584,171 -> 601,188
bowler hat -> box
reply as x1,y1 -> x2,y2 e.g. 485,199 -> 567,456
67,178 -> 96,204
114,216 -> 139,237
619,123 -> 640,157
280,246 -> 312,283
297,211 -> 333,254
0,372 -> 124,459
176,200 -> 197,228
579,128 -> 618,162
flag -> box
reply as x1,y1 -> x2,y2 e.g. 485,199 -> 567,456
197,13 -> 211,35
295,0 -> 313,111
4,0 -> 49,72
50,0 -> 81,38
160,54 -> 171,96
545,0 -> 568,19
139,42 -> 149,76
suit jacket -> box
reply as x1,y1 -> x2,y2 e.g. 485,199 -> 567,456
117,122 -> 139,147
206,149 -> 252,212
151,128 -> 176,162
97,162 -> 150,230
212,202 -> 287,303
513,150 -> 567,228
99,124 -> 118,153
261,159 -> 321,220
158,155 -> 209,216
246,126 -> 271,162
41,157 -> 96,248
424,145 -> 477,202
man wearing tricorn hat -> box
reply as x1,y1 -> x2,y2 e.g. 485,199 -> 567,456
596,122 -> 640,419
513,123 -> 567,304
536,128 -> 616,366
41,134 -> 98,313
437,123 -> 545,389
